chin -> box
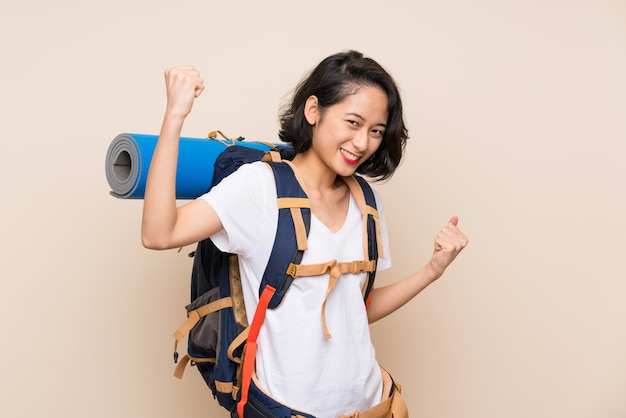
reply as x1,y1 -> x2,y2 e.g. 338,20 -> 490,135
336,166 -> 359,177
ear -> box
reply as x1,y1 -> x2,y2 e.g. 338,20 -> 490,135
304,95 -> 319,126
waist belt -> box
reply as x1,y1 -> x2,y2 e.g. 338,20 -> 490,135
237,367 -> 408,418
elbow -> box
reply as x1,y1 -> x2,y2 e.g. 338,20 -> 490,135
141,236 -> 160,250
141,231 -> 170,250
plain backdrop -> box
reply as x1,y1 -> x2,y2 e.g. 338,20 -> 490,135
1,1 -> 625,417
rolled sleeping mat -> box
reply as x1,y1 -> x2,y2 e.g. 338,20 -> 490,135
105,133 -> 280,199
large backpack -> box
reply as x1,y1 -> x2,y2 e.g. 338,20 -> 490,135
172,141 -> 384,416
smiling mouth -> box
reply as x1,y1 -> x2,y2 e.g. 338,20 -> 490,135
340,148 -> 360,165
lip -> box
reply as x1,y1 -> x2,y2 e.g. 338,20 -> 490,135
340,148 -> 361,165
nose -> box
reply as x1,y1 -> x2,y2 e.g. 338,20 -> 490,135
352,128 -> 369,152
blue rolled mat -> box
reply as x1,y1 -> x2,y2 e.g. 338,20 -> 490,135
105,133 -> 280,199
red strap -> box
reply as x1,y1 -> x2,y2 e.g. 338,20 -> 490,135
237,285 -> 276,418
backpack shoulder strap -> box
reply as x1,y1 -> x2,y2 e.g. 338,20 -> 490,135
237,169 -> 381,416
343,175 -> 382,301
259,161 -> 311,309
237,160 -> 310,416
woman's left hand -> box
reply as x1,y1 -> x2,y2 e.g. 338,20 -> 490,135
430,216 -> 469,277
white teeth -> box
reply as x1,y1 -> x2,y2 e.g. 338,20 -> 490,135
341,149 -> 359,161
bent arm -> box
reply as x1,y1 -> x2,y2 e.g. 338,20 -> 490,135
141,67 -> 223,250
367,263 -> 440,323
367,216 -> 469,323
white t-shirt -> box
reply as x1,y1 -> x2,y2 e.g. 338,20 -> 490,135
200,162 -> 391,417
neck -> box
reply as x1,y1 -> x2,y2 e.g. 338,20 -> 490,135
291,153 -> 342,194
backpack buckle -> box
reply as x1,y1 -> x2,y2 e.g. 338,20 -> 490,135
286,263 -> 298,278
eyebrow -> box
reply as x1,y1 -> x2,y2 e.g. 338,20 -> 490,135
345,112 -> 387,128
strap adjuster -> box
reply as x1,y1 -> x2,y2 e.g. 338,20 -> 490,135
286,263 -> 298,278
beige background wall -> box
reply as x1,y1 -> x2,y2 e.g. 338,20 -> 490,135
1,0 -> 625,417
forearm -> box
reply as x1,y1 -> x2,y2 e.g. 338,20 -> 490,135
141,114 -> 185,249
367,216 -> 469,323
367,261 -> 442,323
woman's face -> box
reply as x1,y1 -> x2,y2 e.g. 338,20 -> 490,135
306,85 -> 388,178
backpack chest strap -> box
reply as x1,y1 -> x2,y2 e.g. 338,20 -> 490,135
287,259 -> 377,338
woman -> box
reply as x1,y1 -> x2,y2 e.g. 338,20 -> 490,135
142,50 -> 468,417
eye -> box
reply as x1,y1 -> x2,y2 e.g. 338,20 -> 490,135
371,129 -> 385,138
347,119 -> 360,127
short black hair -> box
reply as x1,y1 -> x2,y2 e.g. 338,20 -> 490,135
279,50 -> 408,181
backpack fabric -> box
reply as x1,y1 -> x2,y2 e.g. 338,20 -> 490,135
172,142 -> 382,416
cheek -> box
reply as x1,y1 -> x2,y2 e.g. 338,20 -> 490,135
369,138 -> 383,154
362,145 -> 381,163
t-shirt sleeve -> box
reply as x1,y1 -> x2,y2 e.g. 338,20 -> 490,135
198,162 -> 277,258
373,190 -> 392,271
